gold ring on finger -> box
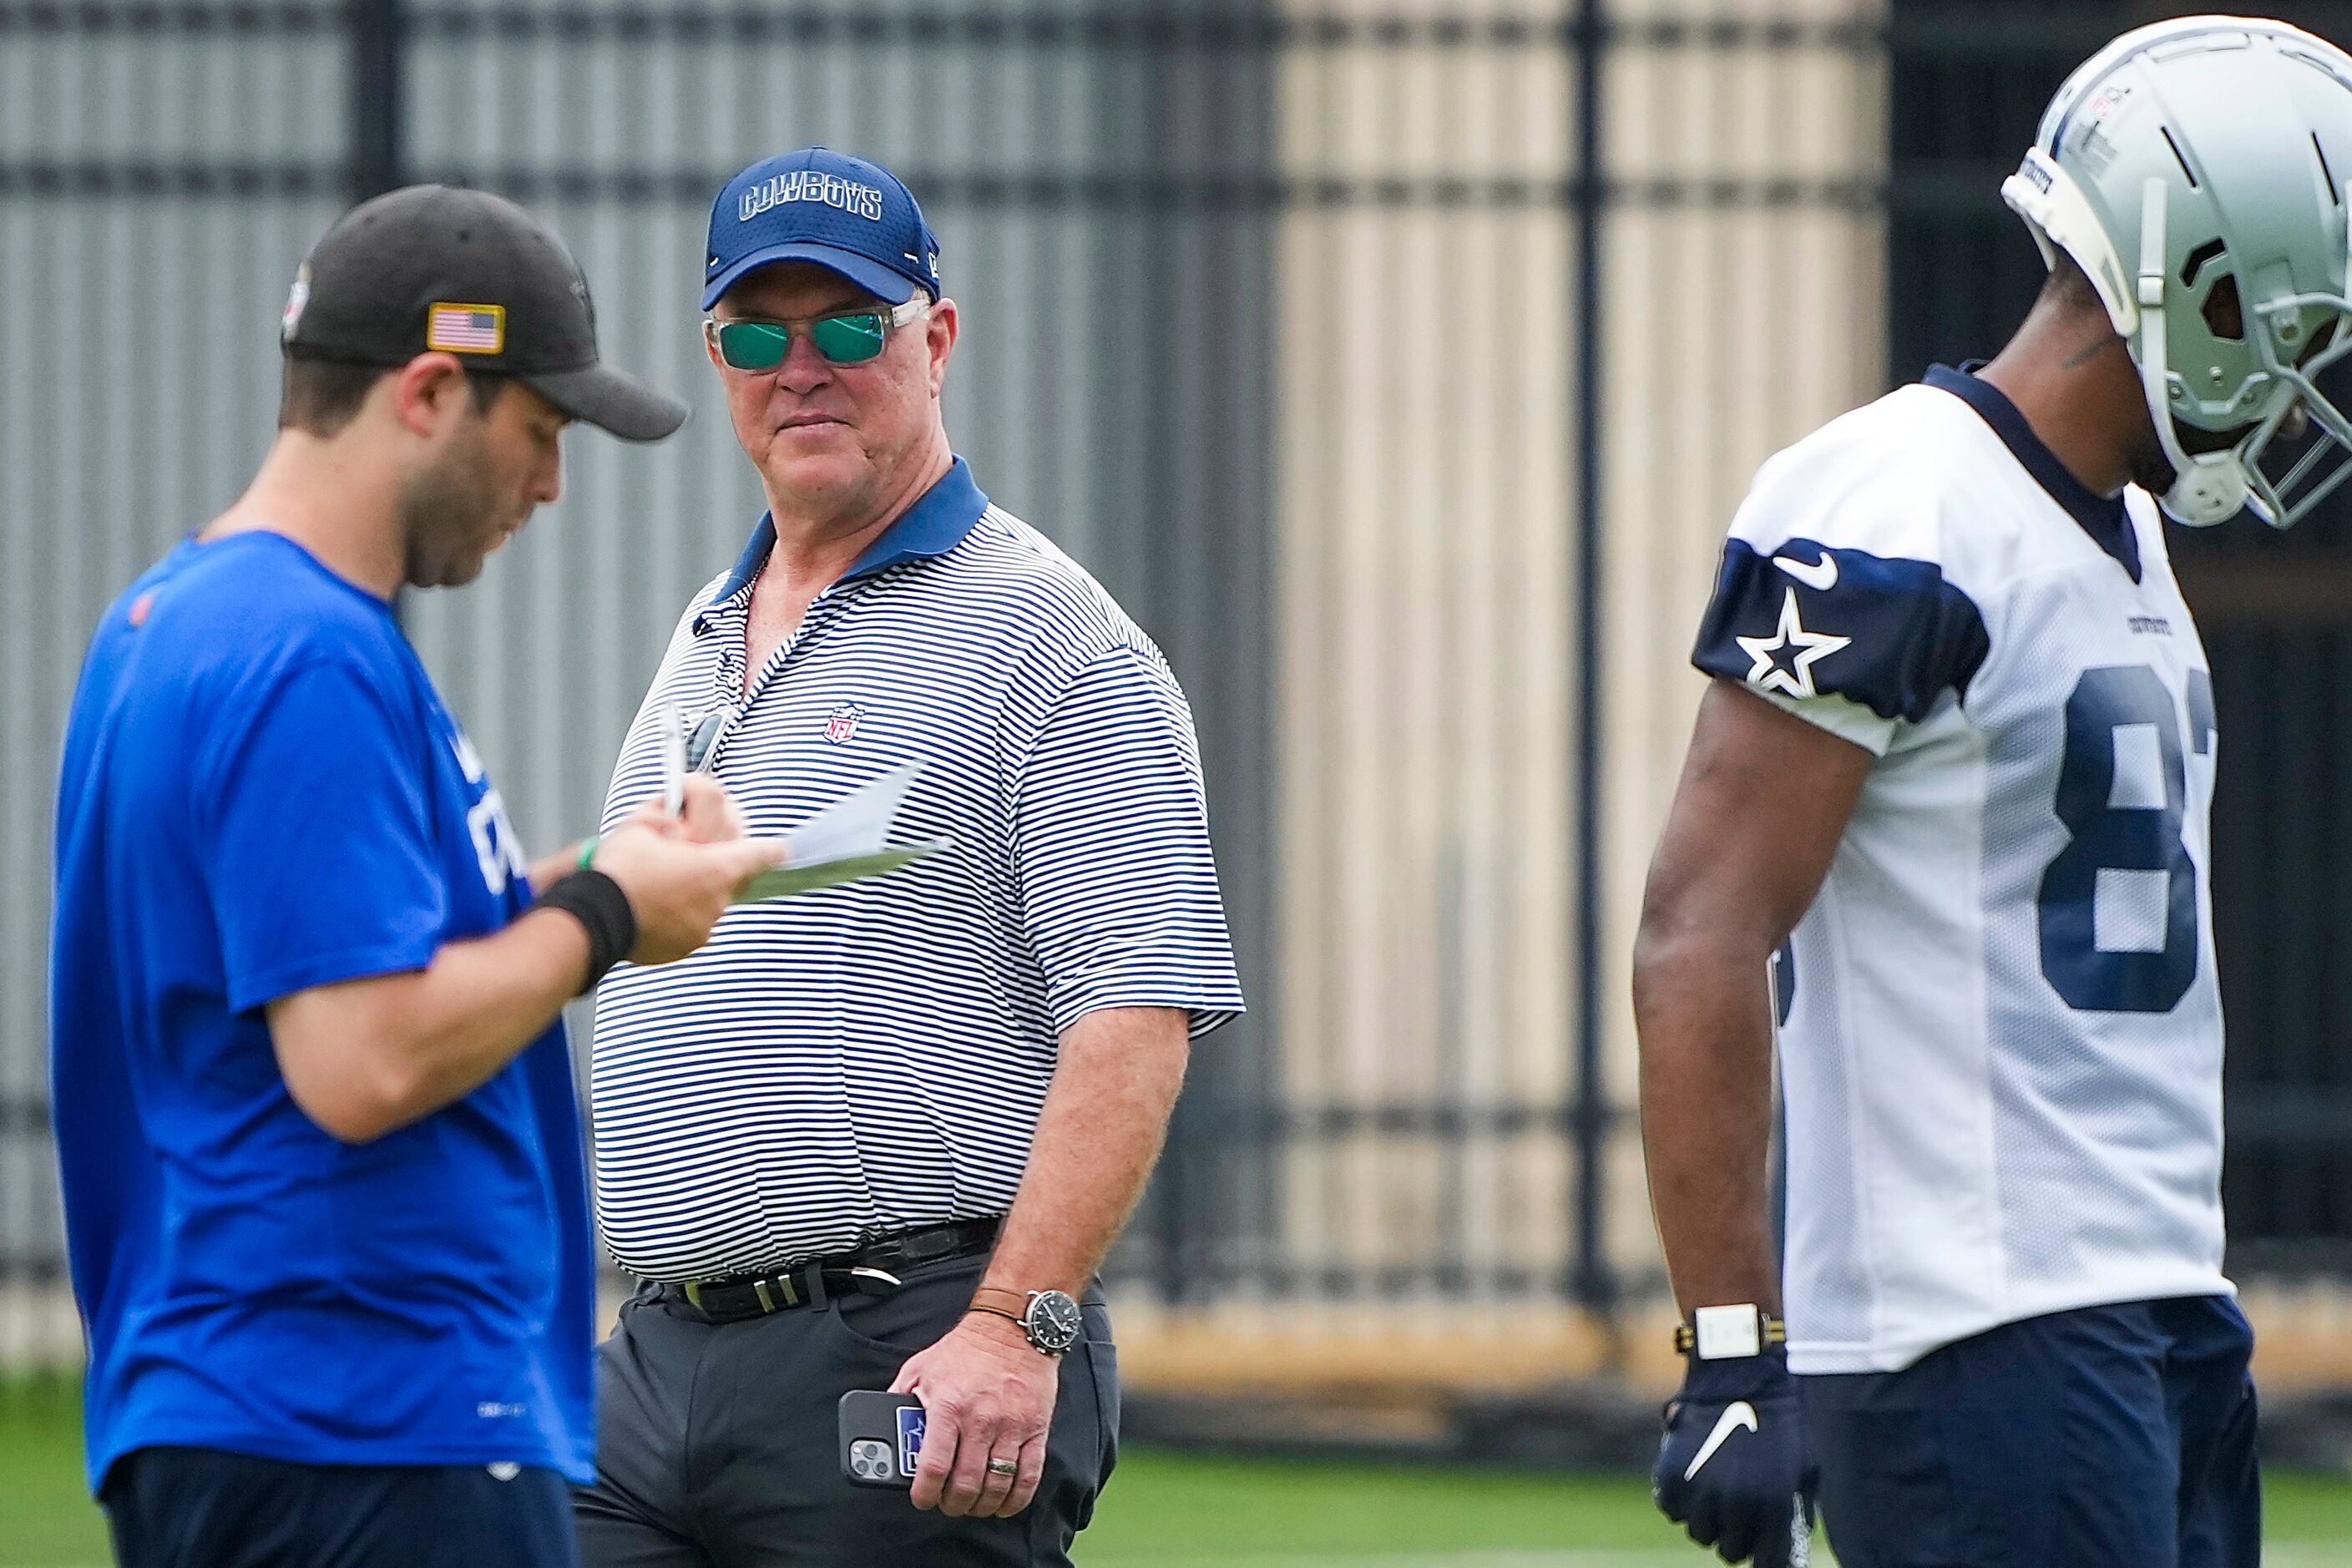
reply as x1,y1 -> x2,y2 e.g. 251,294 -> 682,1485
986,1458 -> 1019,1476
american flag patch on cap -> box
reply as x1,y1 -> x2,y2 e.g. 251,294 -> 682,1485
427,302 -> 505,354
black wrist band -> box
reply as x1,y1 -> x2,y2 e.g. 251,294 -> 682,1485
534,869 -> 639,995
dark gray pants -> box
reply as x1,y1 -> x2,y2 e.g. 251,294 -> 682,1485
574,1254 -> 1118,1567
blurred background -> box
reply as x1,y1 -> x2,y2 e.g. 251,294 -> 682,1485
8,0 -> 2352,1562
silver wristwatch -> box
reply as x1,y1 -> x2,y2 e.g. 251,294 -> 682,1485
970,1286 -> 1084,1356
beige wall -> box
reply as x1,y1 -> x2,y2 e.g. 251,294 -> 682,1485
1599,0 -> 1889,1289
1264,0 -> 1887,1317
1273,6 -> 1578,1297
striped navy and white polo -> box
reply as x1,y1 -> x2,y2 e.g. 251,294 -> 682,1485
589,457 -> 1244,1282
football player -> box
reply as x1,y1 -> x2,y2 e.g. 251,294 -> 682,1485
1636,18 -> 2352,1567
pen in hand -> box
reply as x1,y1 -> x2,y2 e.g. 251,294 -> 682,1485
660,702 -> 685,822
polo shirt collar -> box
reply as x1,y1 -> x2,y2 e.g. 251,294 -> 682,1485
710,456 -> 990,607
1925,362 -> 2142,583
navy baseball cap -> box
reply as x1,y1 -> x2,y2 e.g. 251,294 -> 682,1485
703,148 -> 941,311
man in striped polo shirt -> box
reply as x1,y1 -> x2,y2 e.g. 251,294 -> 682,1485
574,148 -> 1245,1566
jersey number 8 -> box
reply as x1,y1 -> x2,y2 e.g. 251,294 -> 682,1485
2037,664 -> 2216,1014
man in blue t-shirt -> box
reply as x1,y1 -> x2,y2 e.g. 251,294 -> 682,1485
50,186 -> 786,1568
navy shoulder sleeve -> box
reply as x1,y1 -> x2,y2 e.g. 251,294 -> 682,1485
1692,537 -> 1990,726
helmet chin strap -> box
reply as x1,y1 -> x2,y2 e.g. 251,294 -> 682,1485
2133,176 -> 2249,526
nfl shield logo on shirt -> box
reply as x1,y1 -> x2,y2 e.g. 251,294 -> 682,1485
823,702 -> 865,745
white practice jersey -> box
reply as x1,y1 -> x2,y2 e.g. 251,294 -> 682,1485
1692,365 -> 2231,1375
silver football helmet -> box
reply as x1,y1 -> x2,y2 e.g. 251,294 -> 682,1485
2002,16 -> 2352,527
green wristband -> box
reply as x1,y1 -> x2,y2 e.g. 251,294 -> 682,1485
576,835 -> 600,872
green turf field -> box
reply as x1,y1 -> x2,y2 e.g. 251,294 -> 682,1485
7,1380 -> 2352,1565
1084,1448 -> 2352,1565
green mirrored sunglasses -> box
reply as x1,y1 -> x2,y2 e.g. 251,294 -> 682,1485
706,297 -> 928,370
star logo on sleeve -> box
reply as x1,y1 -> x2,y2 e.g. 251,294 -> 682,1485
1737,587 -> 1851,701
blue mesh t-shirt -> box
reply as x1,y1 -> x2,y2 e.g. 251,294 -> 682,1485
49,530 -> 594,1490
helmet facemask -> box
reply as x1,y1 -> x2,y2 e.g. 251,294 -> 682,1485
2136,176 -> 2352,527
2228,267 -> 2352,526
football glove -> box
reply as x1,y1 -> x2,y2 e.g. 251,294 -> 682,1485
1651,1342 -> 1818,1567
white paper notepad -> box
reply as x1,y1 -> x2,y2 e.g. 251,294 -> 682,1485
733,761 -> 948,903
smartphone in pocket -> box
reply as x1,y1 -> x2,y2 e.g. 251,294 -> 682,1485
839,1390 -> 925,1488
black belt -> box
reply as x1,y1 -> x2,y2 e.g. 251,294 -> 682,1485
663,1216 -> 1003,1325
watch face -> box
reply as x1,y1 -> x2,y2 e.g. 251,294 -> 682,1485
1024,1290 -> 1085,1353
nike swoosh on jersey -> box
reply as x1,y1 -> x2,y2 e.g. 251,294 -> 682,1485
1684,1400 -> 1760,1481
1773,552 -> 1839,591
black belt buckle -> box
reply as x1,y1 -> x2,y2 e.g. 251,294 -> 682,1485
679,1263 -> 903,1323
677,1217 -> 999,1324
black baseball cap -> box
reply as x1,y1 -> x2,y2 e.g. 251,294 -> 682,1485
281,185 -> 688,442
